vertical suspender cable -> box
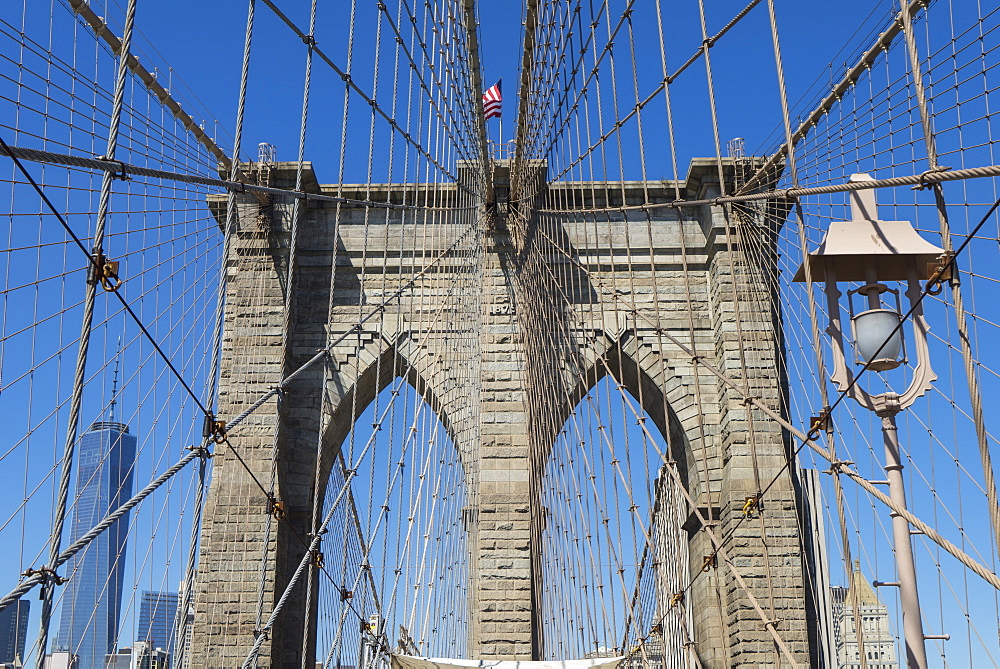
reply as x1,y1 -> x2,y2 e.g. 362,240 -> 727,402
207,0 -> 256,417
173,449 -> 209,669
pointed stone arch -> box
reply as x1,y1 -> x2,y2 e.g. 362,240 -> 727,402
545,330 -> 700,495
319,328 -> 467,472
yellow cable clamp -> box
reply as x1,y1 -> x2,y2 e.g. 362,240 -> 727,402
88,250 -> 122,292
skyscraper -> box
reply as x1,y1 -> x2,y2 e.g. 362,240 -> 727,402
137,591 -> 179,667
0,599 -> 29,664
175,581 -> 194,669
832,561 -> 899,668
53,419 -> 136,669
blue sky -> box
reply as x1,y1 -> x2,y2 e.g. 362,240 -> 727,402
122,0 -> 900,182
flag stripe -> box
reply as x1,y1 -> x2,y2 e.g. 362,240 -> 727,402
483,79 -> 501,119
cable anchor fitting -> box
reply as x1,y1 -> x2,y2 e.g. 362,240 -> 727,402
807,411 -> 833,441
186,444 -> 213,458
669,592 -> 684,608
926,251 -> 956,295
823,459 -> 855,475
742,493 -> 763,519
87,248 -> 122,292
201,413 -> 227,444
310,548 -> 325,568
98,155 -> 131,181
266,494 -> 286,520
22,566 -> 68,586
700,554 -> 717,572
340,587 -> 354,601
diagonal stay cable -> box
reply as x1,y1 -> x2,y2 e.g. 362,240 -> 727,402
0,446 -> 207,614
0,134 -> 211,417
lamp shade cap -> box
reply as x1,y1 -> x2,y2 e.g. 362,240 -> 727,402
794,175 -> 943,282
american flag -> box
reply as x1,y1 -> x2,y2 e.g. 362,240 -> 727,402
483,79 -> 501,119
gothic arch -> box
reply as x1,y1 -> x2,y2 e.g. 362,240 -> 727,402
315,331 -> 470,503
546,329 -> 710,495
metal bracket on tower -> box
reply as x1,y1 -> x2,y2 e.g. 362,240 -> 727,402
266,494 -> 285,520
742,493 -> 763,518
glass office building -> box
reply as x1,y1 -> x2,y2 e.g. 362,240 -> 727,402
137,591 -> 179,666
0,599 -> 29,664
53,421 -> 136,669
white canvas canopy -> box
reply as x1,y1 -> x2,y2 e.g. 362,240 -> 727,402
391,655 -> 623,669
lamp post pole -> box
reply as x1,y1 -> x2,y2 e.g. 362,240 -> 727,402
795,176 -> 947,669
877,397 -> 928,669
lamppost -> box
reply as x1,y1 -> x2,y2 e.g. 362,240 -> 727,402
795,174 -> 946,669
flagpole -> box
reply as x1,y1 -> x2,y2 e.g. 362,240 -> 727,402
500,78 -> 504,157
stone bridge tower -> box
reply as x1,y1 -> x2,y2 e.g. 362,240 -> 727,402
190,157 -> 818,667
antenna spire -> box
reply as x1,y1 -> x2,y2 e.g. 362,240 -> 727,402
109,335 -> 122,423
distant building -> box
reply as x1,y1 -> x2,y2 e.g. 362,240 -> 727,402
104,643 -> 168,669
0,599 -> 29,664
104,648 -> 130,669
798,468 -> 838,666
832,561 -> 898,668
136,592 -> 178,667
174,582 -> 193,669
53,420 -> 137,669
41,652 -> 77,669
